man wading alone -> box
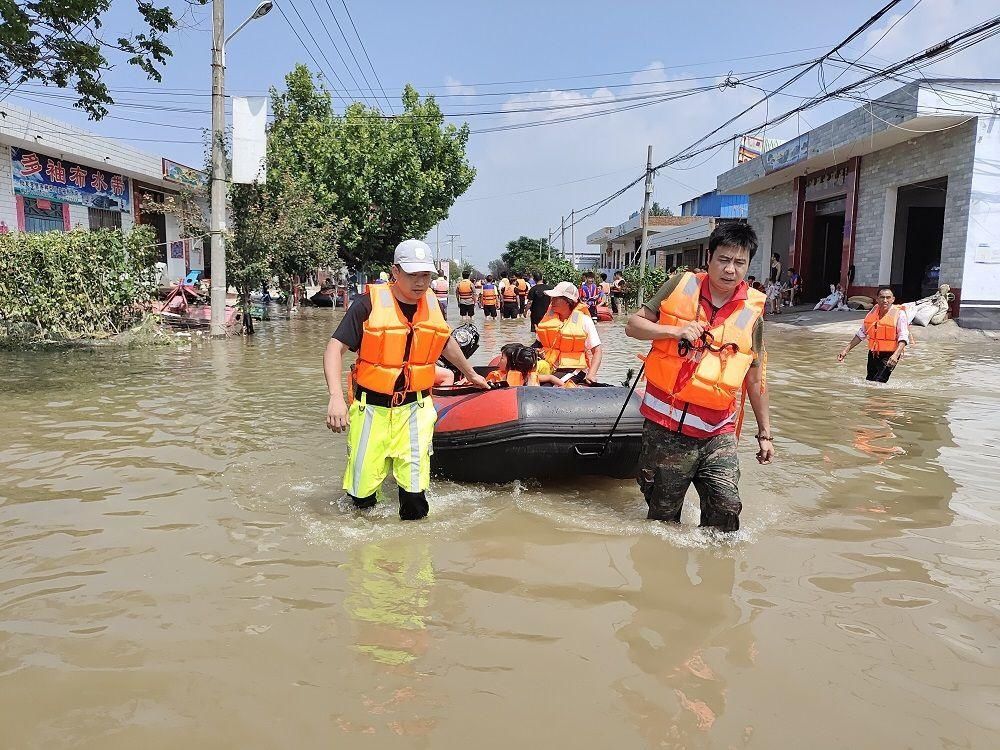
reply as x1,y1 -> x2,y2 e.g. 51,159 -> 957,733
625,223 -> 774,532
324,240 -> 487,520
836,287 -> 909,382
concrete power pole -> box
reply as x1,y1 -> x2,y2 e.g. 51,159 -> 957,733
547,228 -> 553,260
446,234 -> 460,276
560,215 -> 565,258
637,145 -> 655,309
209,0 -> 227,337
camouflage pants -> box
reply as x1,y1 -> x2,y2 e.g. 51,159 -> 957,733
637,419 -> 742,532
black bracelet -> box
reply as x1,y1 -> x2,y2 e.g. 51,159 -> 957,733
755,434 -> 773,441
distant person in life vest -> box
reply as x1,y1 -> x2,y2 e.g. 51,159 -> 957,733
625,223 -> 773,533
836,287 -> 909,382
324,239 -> 488,521
455,270 -> 477,322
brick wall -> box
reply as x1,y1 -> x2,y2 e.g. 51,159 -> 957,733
746,182 -> 795,278
853,120 -> 976,288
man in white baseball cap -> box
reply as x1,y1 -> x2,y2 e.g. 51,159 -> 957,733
534,279 -> 603,383
323,238 -> 488,522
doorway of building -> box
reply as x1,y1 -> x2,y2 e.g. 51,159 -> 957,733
893,178 -> 946,302
806,200 -> 845,300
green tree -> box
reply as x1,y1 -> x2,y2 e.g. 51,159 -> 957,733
229,172 -> 342,333
649,201 -> 673,217
0,1 -> 178,119
492,235 -> 578,284
268,65 -> 475,271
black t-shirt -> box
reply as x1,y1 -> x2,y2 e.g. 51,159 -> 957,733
527,283 -> 554,319
331,295 -> 417,352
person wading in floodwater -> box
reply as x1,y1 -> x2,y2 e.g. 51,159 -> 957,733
836,286 -> 909,382
324,240 -> 488,520
625,223 -> 774,533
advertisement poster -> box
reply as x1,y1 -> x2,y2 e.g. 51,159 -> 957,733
764,133 -> 810,174
162,158 -> 208,188
10,147 -> 130,212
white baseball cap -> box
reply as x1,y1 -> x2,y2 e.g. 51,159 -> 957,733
545,281 -> 580,302
393,239 -> 437,274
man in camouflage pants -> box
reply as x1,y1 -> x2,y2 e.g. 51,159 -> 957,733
625,223 -> 774,533
637,425 -> 743,532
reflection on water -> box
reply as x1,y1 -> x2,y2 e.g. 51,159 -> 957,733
2,307 -> 1000,748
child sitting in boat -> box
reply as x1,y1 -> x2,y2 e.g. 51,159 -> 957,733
487,343 -> 564,387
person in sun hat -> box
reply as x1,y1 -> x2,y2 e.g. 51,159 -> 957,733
533,280 -> 604,383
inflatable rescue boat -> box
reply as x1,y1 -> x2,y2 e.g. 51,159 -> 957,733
431,378 -> 643,483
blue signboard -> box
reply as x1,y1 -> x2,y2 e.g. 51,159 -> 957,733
10,146 -> 131,212
764,133 -> 810,174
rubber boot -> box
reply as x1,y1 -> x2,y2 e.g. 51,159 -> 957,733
398,488 -> 429,521
349,493 -> 377,510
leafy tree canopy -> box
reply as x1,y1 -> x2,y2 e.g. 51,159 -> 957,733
649,201 -> 673,217
0,0 -> 179,119
491,235 -> 579,284
268,65 -> 476,272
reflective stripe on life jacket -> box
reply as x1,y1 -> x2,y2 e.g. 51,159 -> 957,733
481,284 -> 498,306
536,303 -> 591,369
456,279 -> 475,304
355,288 -> 451,396
643,272 -> 764,413
864,306 -> 900,353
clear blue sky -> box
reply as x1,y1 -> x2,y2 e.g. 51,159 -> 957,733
8,0 -> 998,268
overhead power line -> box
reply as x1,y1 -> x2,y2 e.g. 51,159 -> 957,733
340,0 -> 396,113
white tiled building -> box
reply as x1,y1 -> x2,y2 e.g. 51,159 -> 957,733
0,102 -> 207,283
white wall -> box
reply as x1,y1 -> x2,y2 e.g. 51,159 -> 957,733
0,145 -> 15,231
959,115 -> 1000,318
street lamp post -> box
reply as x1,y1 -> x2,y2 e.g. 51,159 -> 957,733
209,0 -> 273,337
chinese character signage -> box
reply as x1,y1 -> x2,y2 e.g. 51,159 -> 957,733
10,147 -> 131,212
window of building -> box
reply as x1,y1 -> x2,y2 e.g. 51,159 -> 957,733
88,207 -> 122,230
23,198 -> 65,233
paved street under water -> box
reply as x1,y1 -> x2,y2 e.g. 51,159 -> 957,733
1,306 -> 998,748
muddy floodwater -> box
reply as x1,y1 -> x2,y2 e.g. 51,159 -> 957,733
2,306 -> 999,749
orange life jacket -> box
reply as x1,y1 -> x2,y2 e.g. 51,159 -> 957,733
481,285 -> 498,306
456,279 -> 475,304
515,279 -> 529,296
486,369 -> 539,387
644,272 -> 764,412
536,303 -> 591,369
354,287 -> 451,395
864,306 -> 900,353
501,284 -> 518,303
432,279 -> 449,301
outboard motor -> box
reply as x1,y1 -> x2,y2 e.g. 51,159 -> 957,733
438,323 -> 480,376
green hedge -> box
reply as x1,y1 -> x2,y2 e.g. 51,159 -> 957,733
0,226 -> 158,342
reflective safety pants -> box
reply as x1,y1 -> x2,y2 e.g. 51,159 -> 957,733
343,394 -> 437,500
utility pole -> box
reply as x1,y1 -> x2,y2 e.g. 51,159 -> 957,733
637,144 -> 655,309
209,0 -> 227,337
572,211 -> 577,264
436,224 -> 440,266
547,228 -> 553,260
560,215 -> 565,258
448,234 -> 462,279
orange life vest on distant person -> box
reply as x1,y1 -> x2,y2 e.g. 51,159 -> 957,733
354,287 -> 451,395
864,306 -> 901,353
456,279 -> 475,304
536,303 -> 591,370
515,279 -> 529,297
644,272 -> 765,412
501,284 -> 518,303
481,284 -> 498,306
